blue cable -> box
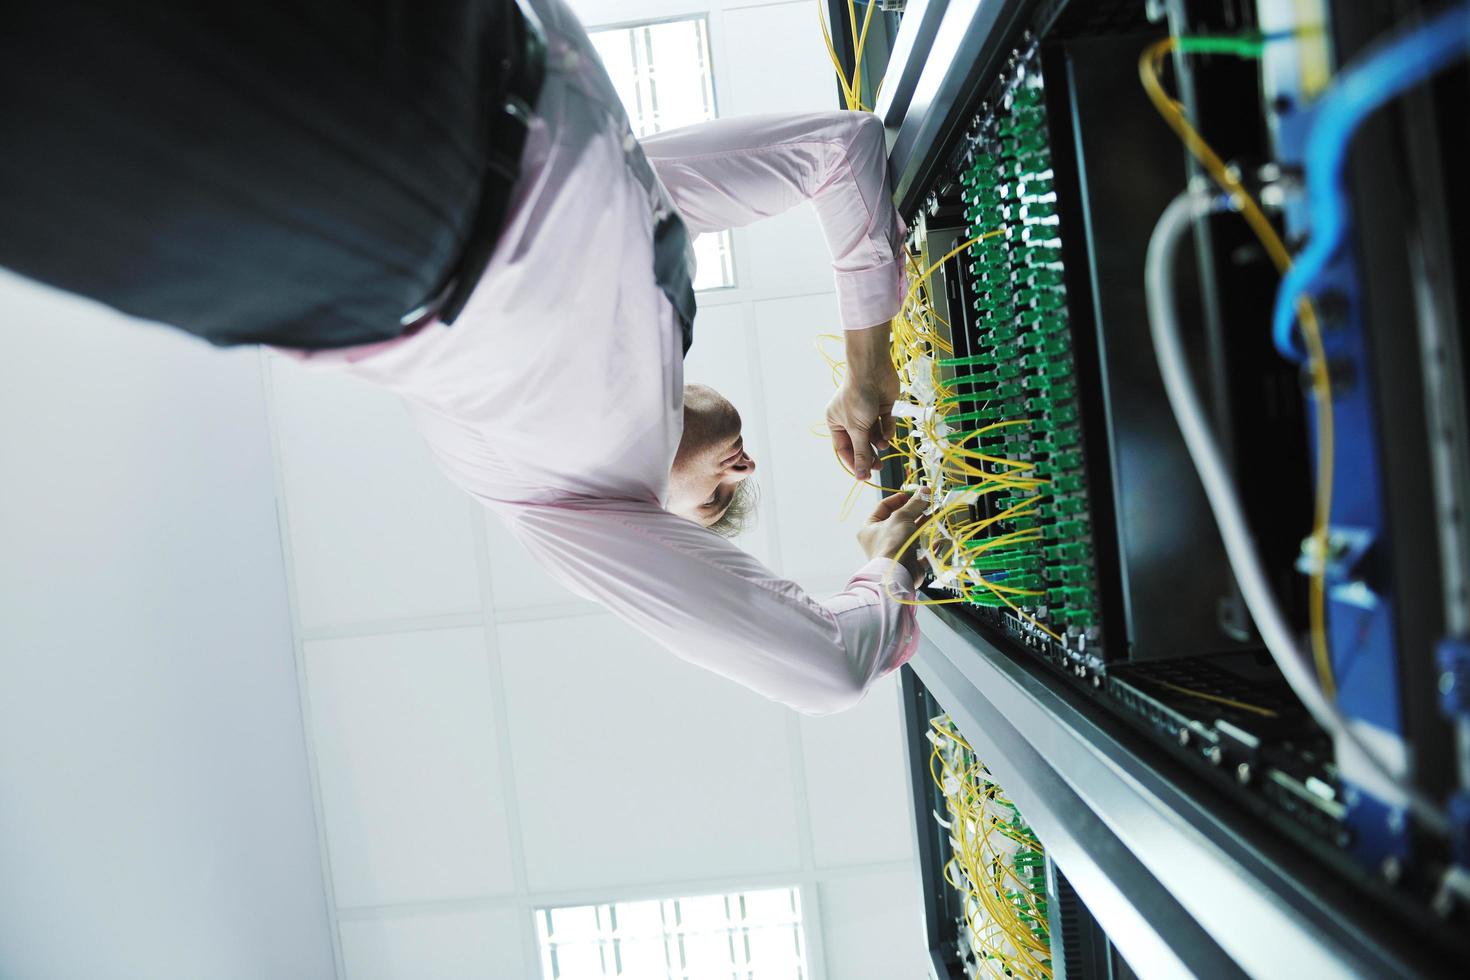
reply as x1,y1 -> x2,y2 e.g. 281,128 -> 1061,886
1272,5 -> 1470,361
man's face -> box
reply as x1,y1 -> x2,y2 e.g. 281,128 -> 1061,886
668,384 -> 756,526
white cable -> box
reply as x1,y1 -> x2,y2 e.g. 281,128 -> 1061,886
1145,191 -> 1447,835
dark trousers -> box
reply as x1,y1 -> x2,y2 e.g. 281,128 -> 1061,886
1,1 -> 512,349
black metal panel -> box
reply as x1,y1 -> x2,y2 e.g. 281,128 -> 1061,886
889,0 -> 1038,216
899,667 -> 966,980
1045,858 -> 1115,980
1052,31 -> 1251,660
1169,0 -> 1315,642
873,0 -> 949,128
1038,44 -> 1129,662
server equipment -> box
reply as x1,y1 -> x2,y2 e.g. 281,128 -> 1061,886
824,0 -> 1470,975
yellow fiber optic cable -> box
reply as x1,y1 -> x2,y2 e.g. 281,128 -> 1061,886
1140,37 -> 1336,700
1147,678 -> 1280,718
927,716 -> 1053,979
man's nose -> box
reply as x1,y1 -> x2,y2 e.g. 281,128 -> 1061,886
727,449 -> 755,476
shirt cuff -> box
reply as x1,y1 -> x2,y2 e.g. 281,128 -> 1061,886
855,555 -> 912,592
835,254 -> 906,331
845,557 -> 920,678
869,557 -> 920,675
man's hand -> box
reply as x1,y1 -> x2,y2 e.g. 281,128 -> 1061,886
858,491 -> 931,582
827,321 -> 899,481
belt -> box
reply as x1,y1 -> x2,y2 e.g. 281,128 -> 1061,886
401,0 -> 547,328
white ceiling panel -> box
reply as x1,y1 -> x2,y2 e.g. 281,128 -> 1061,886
721,1 -> 836,118
740,210 -> 834,300
800,673 -> 915,868
340,907 -> 530,980
270,360 -> 483,630
305,628 -> 518,908
498,614 -> 802,893
819,867 -> 928,980
718,2 -> 846,297
752,293 -> 873,591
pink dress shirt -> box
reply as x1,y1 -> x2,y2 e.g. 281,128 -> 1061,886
286,0 -> 917,715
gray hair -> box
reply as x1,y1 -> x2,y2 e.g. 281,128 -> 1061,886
708,479 -> 759,539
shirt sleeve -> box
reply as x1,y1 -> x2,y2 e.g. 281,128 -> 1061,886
496,498 -> 920,716
641,110 -> 906,331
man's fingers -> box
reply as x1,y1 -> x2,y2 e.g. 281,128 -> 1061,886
898,490 -> 930,517
867,491 -> 911,523
848,422 -> 875,478
876,412 -> 896,451
830,426 -> 856,473
896,490 -> 933,533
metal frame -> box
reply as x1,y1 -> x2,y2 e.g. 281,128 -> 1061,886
872,0 -> 947,128
909,604 -> 1454,978
886,0 -> 1035,217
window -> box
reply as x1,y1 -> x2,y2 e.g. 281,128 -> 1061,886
536,886 -> 810,980
589,17 -> 736,291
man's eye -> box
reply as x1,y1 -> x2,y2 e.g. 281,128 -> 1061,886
704,491 -> 720,508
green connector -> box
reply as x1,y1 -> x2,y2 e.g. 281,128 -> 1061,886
1044,542 -> 1090,563
973,552 -> 1040,571
1019,146 -> 1051,167
1055,496 -> 1086,516
1023,200 -> 1057,220
1054,518 -> 1087,538
1050,473 -> 1085,494
986,321 -> 1020,342
1024,246 -> 1064,266
1177,33 -> 1268,58
1054,451 -> 1082,470
1013,86 -> 1043,107
1045,357 -> 1075,380
1059,607 -> 1097,628
1057,564 -> 1090,584
946,371 -> 996,388
1035,292 -> 1066,313
1053,586 -> 1096,608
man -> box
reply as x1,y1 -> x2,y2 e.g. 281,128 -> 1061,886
1,0 -> 928,714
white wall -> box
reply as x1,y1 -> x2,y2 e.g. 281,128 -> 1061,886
0,274 -> 337,979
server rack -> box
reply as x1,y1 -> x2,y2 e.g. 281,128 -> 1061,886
838,0 -> 1470,975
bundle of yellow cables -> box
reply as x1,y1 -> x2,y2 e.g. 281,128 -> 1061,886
929,715 -> 1052,979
